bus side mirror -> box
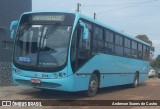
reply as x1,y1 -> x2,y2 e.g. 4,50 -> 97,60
79,20 -> 89,40
10,20 -> 19,39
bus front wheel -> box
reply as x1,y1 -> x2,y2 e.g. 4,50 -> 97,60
85,73 -> 98,97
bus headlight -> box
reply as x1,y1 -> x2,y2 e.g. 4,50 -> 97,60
59,73 -> 63,77
54,72 -> 66,78
13,68 -> 22,75
59,72 -> 66,77
54,74 -> 58,78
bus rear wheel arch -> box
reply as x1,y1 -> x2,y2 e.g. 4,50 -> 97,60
132,72 -> 139,88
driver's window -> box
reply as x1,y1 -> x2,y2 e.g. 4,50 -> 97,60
79,28 -> 90,50
77,21 -> 92,68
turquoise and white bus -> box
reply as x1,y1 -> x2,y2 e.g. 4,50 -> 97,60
10,11 -> 150,97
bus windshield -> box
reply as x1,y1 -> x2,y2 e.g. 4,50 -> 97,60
14,24 -> 72,69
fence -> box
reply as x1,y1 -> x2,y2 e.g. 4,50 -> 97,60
0,62 -> 12,86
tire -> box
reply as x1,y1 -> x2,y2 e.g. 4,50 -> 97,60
132,73 -> 139,88
85,73 -> 99,97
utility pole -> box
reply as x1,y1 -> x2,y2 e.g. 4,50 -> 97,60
94,12 -> 96,19
76,3 -> 81,12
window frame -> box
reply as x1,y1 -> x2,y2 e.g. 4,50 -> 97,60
104,29 -> 115,54
76,18 -> 150,61
114,33 -> 124,56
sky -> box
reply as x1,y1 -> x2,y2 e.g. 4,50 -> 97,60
32,0 -> 160,58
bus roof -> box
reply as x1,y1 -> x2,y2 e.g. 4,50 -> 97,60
22,11 -> 150,46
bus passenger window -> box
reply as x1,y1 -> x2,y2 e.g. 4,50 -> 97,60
138,43 -> 143,59
105,30 -> 114,53
124,38 -> 131,57
131,41 -> 138,58
115,34 -> 123,55
92,26 -> 98,52
92,26 -> 104,53
146,47 -> 150,60
97,28 -> 103,53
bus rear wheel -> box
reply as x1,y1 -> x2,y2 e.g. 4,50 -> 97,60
132,73 -> 139,88
86,73 -> 98,97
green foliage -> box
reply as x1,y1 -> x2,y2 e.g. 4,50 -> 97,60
136,35 -> 151,44
148,75 -> 158,78
136,35 -> 155,52
150,55 -> 160,71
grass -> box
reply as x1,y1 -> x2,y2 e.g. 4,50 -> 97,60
148,75 -> 159,78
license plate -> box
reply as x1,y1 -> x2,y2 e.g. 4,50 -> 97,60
31,79 -> 41,84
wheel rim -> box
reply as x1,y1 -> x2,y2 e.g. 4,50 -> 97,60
89,80 -> 97,91
87,74 -> 98,97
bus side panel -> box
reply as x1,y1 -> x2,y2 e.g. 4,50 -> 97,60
75,54 -> 133,88
100,54 -> 134,87
130,59 -> 149,83
100,55 -> 149,87
100,74 -> 134,87
74,54 -> 108,91
73,75 -> 91,91
75,54 -> 149,89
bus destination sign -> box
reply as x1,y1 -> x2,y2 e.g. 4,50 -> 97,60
32,15 -> 65,22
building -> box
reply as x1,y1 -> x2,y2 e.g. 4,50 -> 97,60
0,0 -> 32,62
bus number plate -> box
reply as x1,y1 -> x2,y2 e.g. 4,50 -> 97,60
31,79 -> 41,84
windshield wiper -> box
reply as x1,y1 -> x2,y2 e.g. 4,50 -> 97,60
41,23 -> 60,51
44,23 -> 60,39
18,23 -> 30,38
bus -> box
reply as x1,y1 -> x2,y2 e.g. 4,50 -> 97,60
10,11 -> 150,97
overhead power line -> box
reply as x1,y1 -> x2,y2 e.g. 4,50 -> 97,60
82,0 -> 158,7
104,13 -> 160,19
82,5 -> 160,8
97,0 -> 158,15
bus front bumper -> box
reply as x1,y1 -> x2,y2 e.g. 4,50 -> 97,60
12,73 -> 75,92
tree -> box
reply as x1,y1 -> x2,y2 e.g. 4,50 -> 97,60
136,35 -> 155,52
150,55 -> 160,71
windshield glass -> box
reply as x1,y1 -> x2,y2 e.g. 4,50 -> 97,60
14,24 -> 72,68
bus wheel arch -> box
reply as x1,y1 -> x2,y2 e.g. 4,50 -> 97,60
132,71 -> 139,88
93,70 -> 100,88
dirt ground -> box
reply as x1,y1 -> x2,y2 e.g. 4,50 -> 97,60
0,78 -> 160,109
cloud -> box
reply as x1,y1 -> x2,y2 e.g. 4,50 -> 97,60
152,39 -> 160,46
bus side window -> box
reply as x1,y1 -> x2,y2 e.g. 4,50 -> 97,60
92,26 -> 103,53
77,26 -> 91,68
146,46 -> 150,60
105,30 -> 114,54
143,45 -> 147,60
138,43 -> 143,59
115,34 -> 123,55
124,38 -> 131,57
131,41 -> 138,58
79,28 -> 90,50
